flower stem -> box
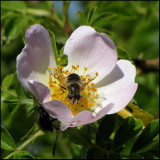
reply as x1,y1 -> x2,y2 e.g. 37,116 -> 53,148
4,130 -> 44,159
63,1 -> 72,34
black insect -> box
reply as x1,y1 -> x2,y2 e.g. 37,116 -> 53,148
38,107 -> 60,157
66,73 -> 82,104
38,107 -> 59,132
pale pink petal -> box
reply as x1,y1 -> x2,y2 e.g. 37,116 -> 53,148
42,99 -> 113,130
16,24 -> 56,91
96,60 -> 138,114
102,83 -> 138,114
28,80 -> 51,104
64,26 -> 118,83
69,103 -> 114,128
96,60 -> 136,91
42,100 -> 72,123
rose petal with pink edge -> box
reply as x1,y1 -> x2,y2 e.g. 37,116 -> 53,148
16,24 -> 56,91
42,100 -> 73,123
64,26 -> 118,83
28,80 -> 51,104
68,103 -> 114,128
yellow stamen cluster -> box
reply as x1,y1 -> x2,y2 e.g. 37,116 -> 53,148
48,58 -> 99,116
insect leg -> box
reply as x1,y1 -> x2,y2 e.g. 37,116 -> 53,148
59,85 -> 67,95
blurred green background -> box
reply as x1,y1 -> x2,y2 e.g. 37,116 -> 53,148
1,1 -> 159,159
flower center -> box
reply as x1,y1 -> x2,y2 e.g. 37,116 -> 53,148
48,58 -> 99,116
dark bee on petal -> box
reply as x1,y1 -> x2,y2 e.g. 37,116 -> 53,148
67,74 -> 82,104
38,107 -> 59,132
38,107 -> 60,157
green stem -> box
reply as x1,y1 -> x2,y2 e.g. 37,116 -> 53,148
63,1 -> 72,34
27,8 -> 51,16
4,130 -> 44,159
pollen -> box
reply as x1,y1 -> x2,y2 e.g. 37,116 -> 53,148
58,58 -> 61,63
94,88 -> 97,92
91,96 -> 95,100
91,83 -> 95,86
48,63 -> 99,116
95,93 -> 99,97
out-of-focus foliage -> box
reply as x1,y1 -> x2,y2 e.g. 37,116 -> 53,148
1,1 -> 159,159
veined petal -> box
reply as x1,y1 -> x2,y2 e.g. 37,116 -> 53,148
64,26 -> 118,83
16,24 -> 56,91
28,80 -> 51,104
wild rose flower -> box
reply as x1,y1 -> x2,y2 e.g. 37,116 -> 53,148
16,24 -> 138,130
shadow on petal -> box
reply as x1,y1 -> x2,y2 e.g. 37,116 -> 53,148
95,64 -> 124,88
99,33 -> 116,50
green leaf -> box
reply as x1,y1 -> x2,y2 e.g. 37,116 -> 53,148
91,12 -> 116,26
2,73 -> 15,90
3,97 -> 35,106
126,103 -> 154,127
77,11 -> 87,25
1,1 -> 27,13
113,116 -> 143,150
23,37 -> 26,46
45,1 -> 53,10
64,127 -> 91,148
132,120 -> 159,153
1,125 -> 16,150
1,12 -> 18,23
3,96 -> 38,116
26,8 -> 50,17
87,7 -> 97,25
117,47 -> 133,62
13,151 -> 36,159
93,14 -> 117,27
23,89 -> 35,99
93,26 -> 114,35
47,29 -> 58,64
20,123 -> 40,141
25,105 -> 38,117
96,114 -> 116,145
60,46 -> 64,57
60,54 -> 68,66
121,131 -> 142,155
5,16 -> 28,44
